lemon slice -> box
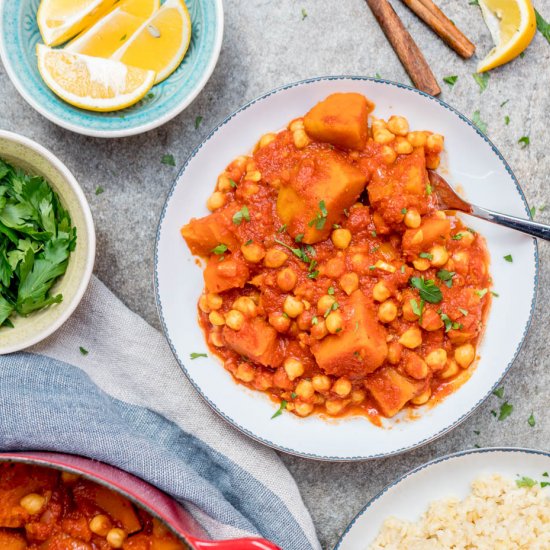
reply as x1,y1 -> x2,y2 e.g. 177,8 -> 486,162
37,0 -> 119,47
37,44 -> 156,112
66,0 -> 160,58
477,0 -> 536,73
111,0 -> 192,84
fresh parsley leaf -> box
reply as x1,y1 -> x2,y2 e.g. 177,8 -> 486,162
211,244 -> 228,255
295,233 -> 304,243
277,224 -> 287,233
195,116 -> 203,130
232,205 -> 250,226
491,290 -> 499,297
493,387 -> 504,399
95,186 -> 104,195
535,9 -> 550,44
437,269 -> 455,288
401,208 -> 408,214
426,183 -> 432,196
473,430 -> 480,435
79,346 -> 89,356
410,298 -> 424,319
324,301 -> 339,318
498,401 -> 513,421
544,472 -> 549,477
190,352 -> 208,359
542,481 -> 550,488
308,200 -> 328,230
327,286 -> 335,295
271,400 -> 288,419
301,7 -> 307,19
291,392 -> 297,399
229,179 -> 237,189
518,136 -> 530,148
161,154 -> 176,166
410,277 -> 443,303
472,110 -> 488,134
475,288 -> 488,298
500,99 -> 510,107
244,239 -> 253,246
440,313 -> 457,333
469,0 -> 479,5
503,254 -> 513,262
443,75 -> 458,87
472,72 -> 490,93
451,233 -> 463,240
504,115 -> 510,125
530,206 -> 536,218
516,476 -> 537,488
528,412 -> 536,427
419,252 -> 433,260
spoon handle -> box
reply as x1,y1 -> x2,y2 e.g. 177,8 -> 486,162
470,204 -> 550,241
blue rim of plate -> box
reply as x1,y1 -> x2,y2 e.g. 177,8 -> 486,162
334,446 -> 550,549
0,0 -> 224,138
154,75 -> 540,461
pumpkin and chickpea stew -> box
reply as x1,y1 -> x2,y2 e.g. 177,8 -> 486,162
0,462 -> 186,549
181,93 -> 491,421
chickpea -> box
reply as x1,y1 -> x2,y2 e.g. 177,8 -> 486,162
387,115 -> 409,136
455,343 -> 475,368
402,299 -> 419,321
381,145 -> 397,164
259,133 -> 276,148
208,311 -> 225,326
453,251 -> 470,268
325,399 -> 345,416
350,253 -> 367,272
407,131 -> 427,148
242,183 -> 259,197
440,359 -> 460,379
404,354 -> 429,379
295,379 -> 315,400
310,319 -> 328,340
206,293 -> 223,311
421,309 -> 444,332
294,401 -> 314,417
269,312 -> 291,333
404,208 -> 421,228
351,389 -> 366,404
332,377 -> 352,397
283,296 -> 304,318
209,331 -> 224,347
106,528 -> 127,549
89,514 -> 112,537
232,296 -> 257,317
236,363 -> 255,382
373,281 -> 391,302
331,228 -> 352,249
425,348 -> 447,370
312,374 -> 331,392
317,294 -> 336,313
20,493 -> 45,515
387,342 -> 403,364
293,129 -> 311,149
426,155 -> 440,170
374,128 -> 395,145
395,137 -> 414,155
241,242 -> 265,263
289,118 -> 305,132
284,358 -> 305,381
217,174 -> 233,192
324,257 -> 346,278
371,118 -> 387,132
340,272 -> 359,296
426,133 -> 444,153
245,170 -> 262,182
430,245 -> 449,267
413,258 -> 431,271
206,191 -> 226,211
264,248 -> 288,268
378,300 -> 398,323
326,311 -> 343,334
225,309 -> 245,331
458,230 -> 475,246
398,326 -> 422,349
277,268 -> 298,292
411,387 -> 431,406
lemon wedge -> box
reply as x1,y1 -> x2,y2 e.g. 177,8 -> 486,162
37,0 -> 119,47
111,0 -> 192,84
66,0 -> 160,58
477,0 -> 536,73
36,44 -> 156,112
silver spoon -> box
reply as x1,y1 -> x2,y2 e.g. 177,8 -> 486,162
427,170 -> 550,240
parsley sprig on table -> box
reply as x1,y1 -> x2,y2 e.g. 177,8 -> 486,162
0,159 -> 77,327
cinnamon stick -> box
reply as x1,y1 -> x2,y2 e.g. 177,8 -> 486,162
365,0 -> 441,97
400,0 -> 475,58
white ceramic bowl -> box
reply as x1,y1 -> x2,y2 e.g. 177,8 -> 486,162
0,131 -> 95,354
335,447 -> 550,549
155,77 -> 538,461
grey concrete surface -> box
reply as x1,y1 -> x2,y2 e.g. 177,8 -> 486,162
1,1 -> 549,548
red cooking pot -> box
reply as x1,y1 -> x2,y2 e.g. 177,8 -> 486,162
0,452 -> 280,550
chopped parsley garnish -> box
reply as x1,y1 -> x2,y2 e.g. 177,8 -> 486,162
530,206 -> 536,218
492,387 -> 504,399
271,400 -> 288,419
410,277 -> 443,304
472,72 -> 490,93
324,301 -> 339,318
311,316 -> 319,325
79,346 -> 89,356
291,392 -> 297,399
295,233 -> 304,243
301,7 -> 307,19
451,233 -> 463,240
308,200 -> 328,230
161,154 -> 176,166
458,308 -> 468,316
244,239 -> 253,246
410,298 -> 424,320
516,476 -> 537,488
190,352 -> 208,359
211,244 -> 228,255
469,0 -> 479,5
327,286 -> 335,295
419,252 -> 433,260
504,115 -> 510,125
440,313 -> 461,333
498,401 -> 513,421
503,254 -> 513,262
425,182 -> 432,196
491,290 -> 499,297
195,116 -> 203,129
308,270 -> 319,279
95,186 -> 105,195
475,288 -> 488,298
229,179 -> 238,188
401,208 -> 408,214
535,9 -> 550,44
472,110 -> 488,134
518,136 -> 530,148
333,223 -> 341,229
443,75 -> 458,87
500,99 -> 510,107
437,269 -> 455,288
473,430 -> 480,435
371,230 -> 377,237
278,224 -> 287,233
232,205 -> 250,226
401,265 -> 406,274
528,413 -> 536,427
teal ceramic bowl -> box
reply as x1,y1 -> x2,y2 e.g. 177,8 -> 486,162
0,0 -> 223,137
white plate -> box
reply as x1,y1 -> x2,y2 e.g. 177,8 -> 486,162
155,77 -> 538,461
336,447 -> 550,549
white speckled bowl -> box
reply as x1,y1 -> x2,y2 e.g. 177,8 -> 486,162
0,131 -> 95,354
